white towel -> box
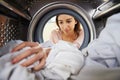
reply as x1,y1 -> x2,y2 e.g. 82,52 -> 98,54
75,12 -> 120,80
43,40 -> 84,80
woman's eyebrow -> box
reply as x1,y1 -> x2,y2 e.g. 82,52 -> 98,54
66,18 -> 72,20
58,18 -> 72,21
58,20 -> 63,21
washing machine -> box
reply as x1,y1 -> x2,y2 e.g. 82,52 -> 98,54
0,0 -> 120,49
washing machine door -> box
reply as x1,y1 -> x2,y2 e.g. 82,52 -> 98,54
27,1 -> 96,50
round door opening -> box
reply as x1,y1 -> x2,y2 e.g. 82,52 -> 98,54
27,1 -> 96,50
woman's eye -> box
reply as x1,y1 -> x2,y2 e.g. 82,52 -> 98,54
67,20 -> 71,23
59,22 -> 63,24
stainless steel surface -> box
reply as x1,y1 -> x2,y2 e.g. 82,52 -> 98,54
93,1 -> 120,19
0,0 -> 31,20
0,15 -> 18,47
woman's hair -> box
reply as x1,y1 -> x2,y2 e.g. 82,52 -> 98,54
56,14 -> 82,37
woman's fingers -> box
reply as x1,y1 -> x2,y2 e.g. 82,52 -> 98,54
11,42 -> 39,52
33,58 -> 46,71
32,53 -> 47,71
12,46 -> 43,64
12,49 -> 32,64
21,50 -> 44,67
11,41 -> 48,71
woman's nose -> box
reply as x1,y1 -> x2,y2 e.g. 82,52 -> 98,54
63,23 -> 68,28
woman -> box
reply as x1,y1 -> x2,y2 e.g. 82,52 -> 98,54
50,14 -> 84,48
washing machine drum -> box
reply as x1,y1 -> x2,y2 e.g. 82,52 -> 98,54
27,1 -> 96,50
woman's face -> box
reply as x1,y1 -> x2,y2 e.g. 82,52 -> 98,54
57,14 -> 77,34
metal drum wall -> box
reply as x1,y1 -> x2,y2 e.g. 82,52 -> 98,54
0,0 -> 30,47
0,15 -> 20,47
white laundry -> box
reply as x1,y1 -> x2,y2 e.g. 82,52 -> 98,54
0,40 -> 37,80
75,12 -> 120,80
0,40 -> 84,80
0,40 -> 23,57
43,40 -> 84,80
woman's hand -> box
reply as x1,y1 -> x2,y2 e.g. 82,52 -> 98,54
11,41 -> 47,71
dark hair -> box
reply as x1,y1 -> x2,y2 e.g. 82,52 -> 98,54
56,14 -> 82,37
